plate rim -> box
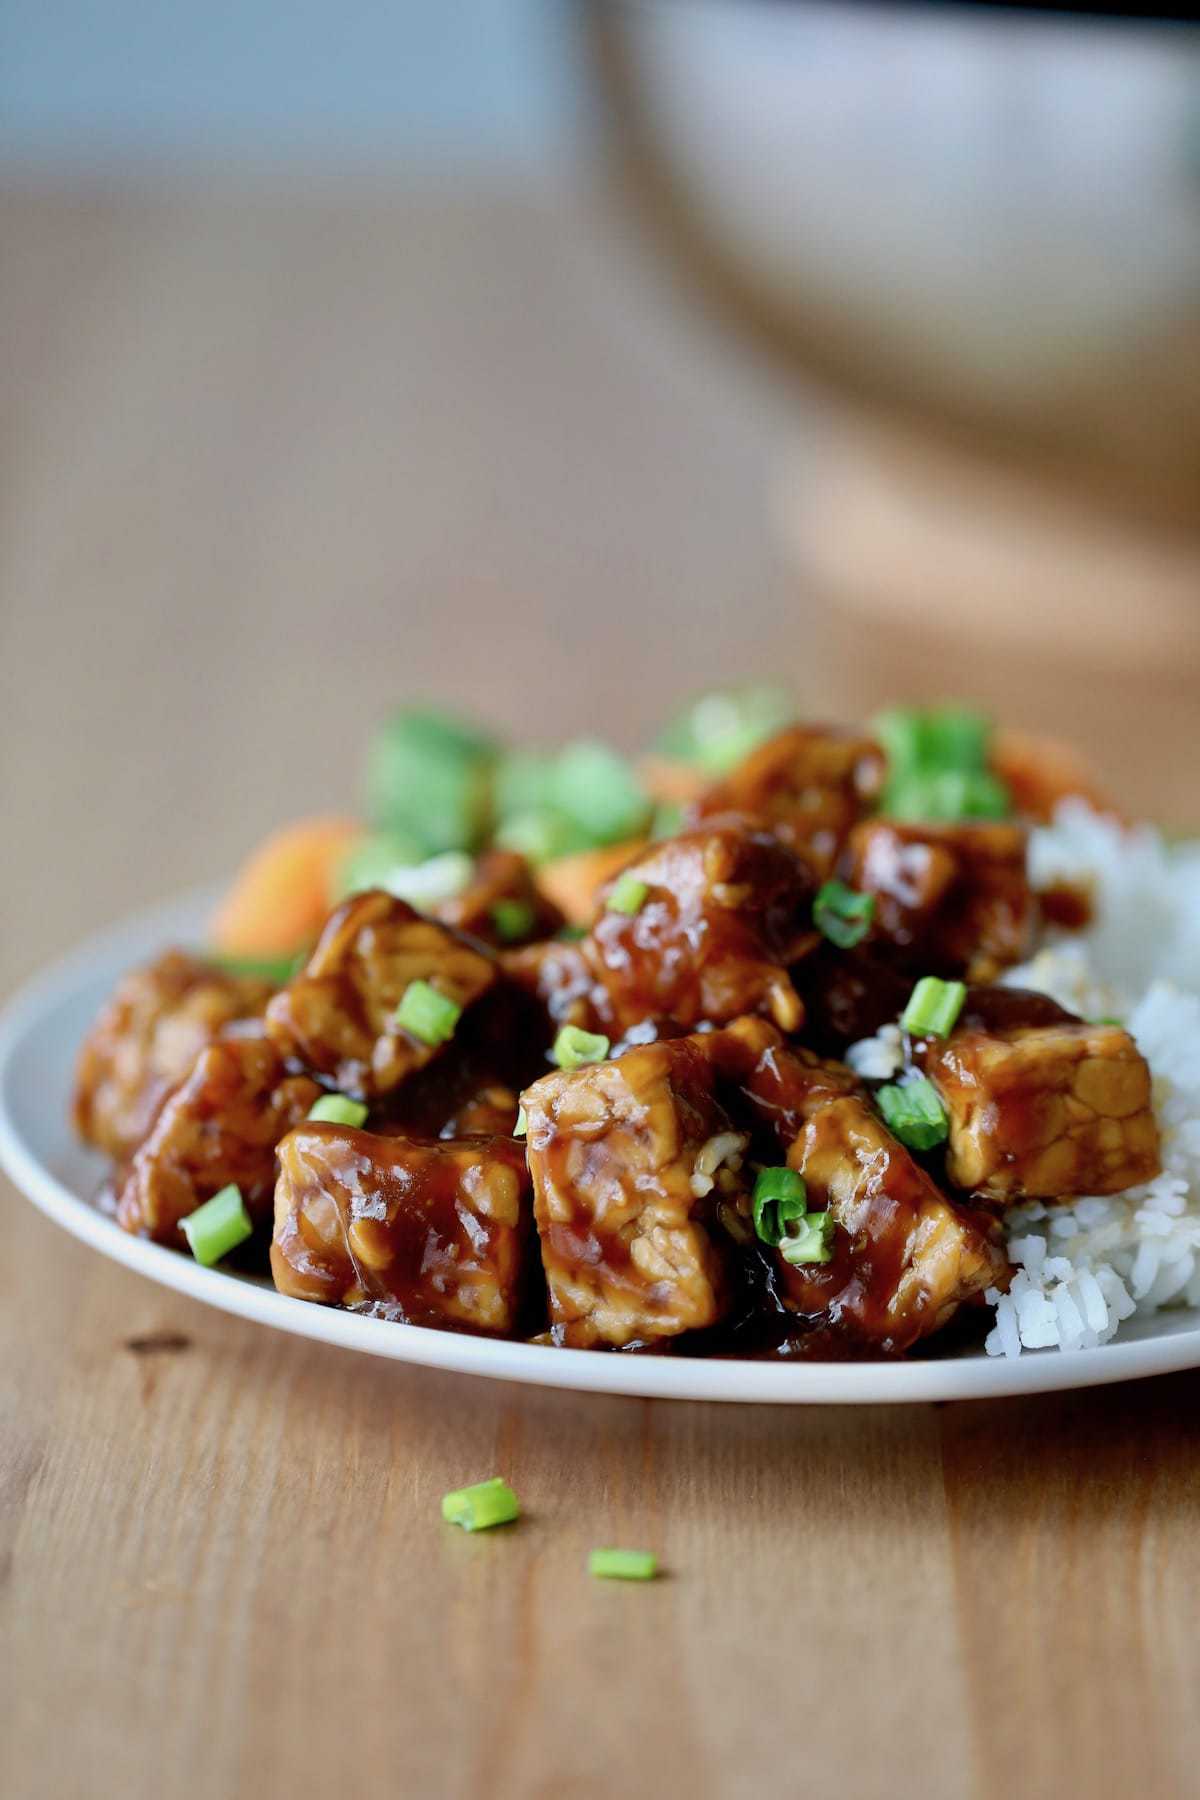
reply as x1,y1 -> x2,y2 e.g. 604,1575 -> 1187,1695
4,890 -> 1200,1406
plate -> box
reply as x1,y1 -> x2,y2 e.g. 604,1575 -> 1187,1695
3,889 -> 1200,1405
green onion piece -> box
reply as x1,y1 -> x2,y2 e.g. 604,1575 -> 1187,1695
752,1166 -> 808,1247
366,709 -> 497,854
1093,1016 -> 1123,1028
607,873 -> 649,917
441,1477 -> 520,1532
813,879 -> 875,949
395,980 -> 462,1047
588,1548 -> 659,1582
495,808 -> 592,866
901,977 -> 967,1040
307,1093 -> 369,1128
551,740 -> 650,846
552,1025 -> 610,1070
514,1105 -> 528,1138
886,769 -> 1010,823
557,924 -> 587,943
333,830 -> 429,901
921,707 -> 990,772
210,950 -> 306,986
876,1077 -> 948,1151
655,686 -> 798,775
778,1210 -> 836,1267
180,1183 -> 253,1267
491,898 -> 536,943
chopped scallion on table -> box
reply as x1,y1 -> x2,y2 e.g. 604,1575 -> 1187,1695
813,879 -> 875,949
441,1477 -> 520,1532
876,1077 -> 948,1151
394,980 -> 462,1047
588,1548 -> 659,1582
778,1210 -> 836,1266
490,898 -> 536,943
552,1025 -> 610,1070
307,1093 -> 369,1129
751,1167 -> 808,1247
901,976 -> 966,1040
180,1184 -> 253,1267
607,872 -> 648,917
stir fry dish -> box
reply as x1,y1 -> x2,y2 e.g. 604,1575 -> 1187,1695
72,693 -> 1173,1360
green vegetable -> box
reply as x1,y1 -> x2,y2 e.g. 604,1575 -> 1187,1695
778,1210 -> 836,1266
550,739 -> 650,846
751,1167 -> 808,1247
901,977 -> 967,1040
655,686 -> 798,775
366,708 -> 497,853
180,1184 -> 253,1267
552,1025 -> 610,1070
493,748 -> 558,822
650,801 -> 685,840
494,809 -> 592,866
333,829 -> 432,900
441,1477 -> 520,1532
513,1105 -> 528,1137
490,899 -> 535,943
308,1094 -> 369,1129
876,1077 -> 948,1151
394,980 -> 462,1047
210,950 -> 306,987
813,879 -> 875,949
607,873 -> 648,917
874,705 -> 1010,822
588,1548 -> 659,1581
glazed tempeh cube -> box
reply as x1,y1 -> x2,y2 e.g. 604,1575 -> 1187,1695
117,1033 -> 320,1246
923,1020 -> 1160,1199
522,1038 -> 747,1347
265,889 -> 497,1099
271,1127 -> 531,1333
690,725 -> 884,874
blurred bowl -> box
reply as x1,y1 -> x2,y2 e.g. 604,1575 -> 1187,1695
585,1 -> 1200,528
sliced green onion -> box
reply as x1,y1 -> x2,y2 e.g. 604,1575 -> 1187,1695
813,879 -> 875,949
491,898 -> 536,943
180,1183 -> 253,1267
395,980 -> 462,1047
333,830 -> 429,901
210,949 -> 306,986
874,705 -> 1010,822
588,1548 -> 658,1581
366,709 -> 496,854
441,1476 -> 520,1532
778,1210 -> 836,1266
901,977 -> 967,1040
308,1093 -> 369,1128
607,873 -> 648,917
551,740 -> 650,846
885,769 -> 1009,823
557,924 -> 587,943
655,686 -> 798,775
1093,1016 -> 1123,1028
552,1025 -> 610,1070
650,801 -> 685,840
752,1167 -> 808,1247
514,1105 -> 528,1137
876,1077 -> 948,1151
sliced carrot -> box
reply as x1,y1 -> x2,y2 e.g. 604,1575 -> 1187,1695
539,840 -> 647,927
210,817 -> 364,959
990,730 -> 1120,824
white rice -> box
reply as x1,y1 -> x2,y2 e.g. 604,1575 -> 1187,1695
848,801 -> 1200,1356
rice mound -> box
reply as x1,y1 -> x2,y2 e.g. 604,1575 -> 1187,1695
853,801 -> 1200,1356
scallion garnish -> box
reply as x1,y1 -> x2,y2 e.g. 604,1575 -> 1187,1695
552,1025 -> 610,1070
876,1077 -> 948,1151
211,949 -> 306,987
394,980 -> 462,1047
514,1105 -> 528,1138
778,1210 -> 836,1266
180,1183 -> 253,1267
588,1548 -> 658,1582
491,898 -> 536,943
901,977 -> 966,1040
308,1093 -> 369,1128
607,872 -> 649,917
813,879 -> 875,949
751,1167 -> 808,1247
873,705 -> 1010,822
441,1477 -> 520,1532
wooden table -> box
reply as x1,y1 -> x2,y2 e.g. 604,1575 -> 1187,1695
2,179 -> 1198,1800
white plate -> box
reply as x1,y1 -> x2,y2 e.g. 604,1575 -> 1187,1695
3,889 -> 1200,1405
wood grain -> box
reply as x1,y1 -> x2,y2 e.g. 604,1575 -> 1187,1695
1,179 -> 1197,1800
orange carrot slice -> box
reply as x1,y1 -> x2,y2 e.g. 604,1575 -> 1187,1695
210,817 -> 363,959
